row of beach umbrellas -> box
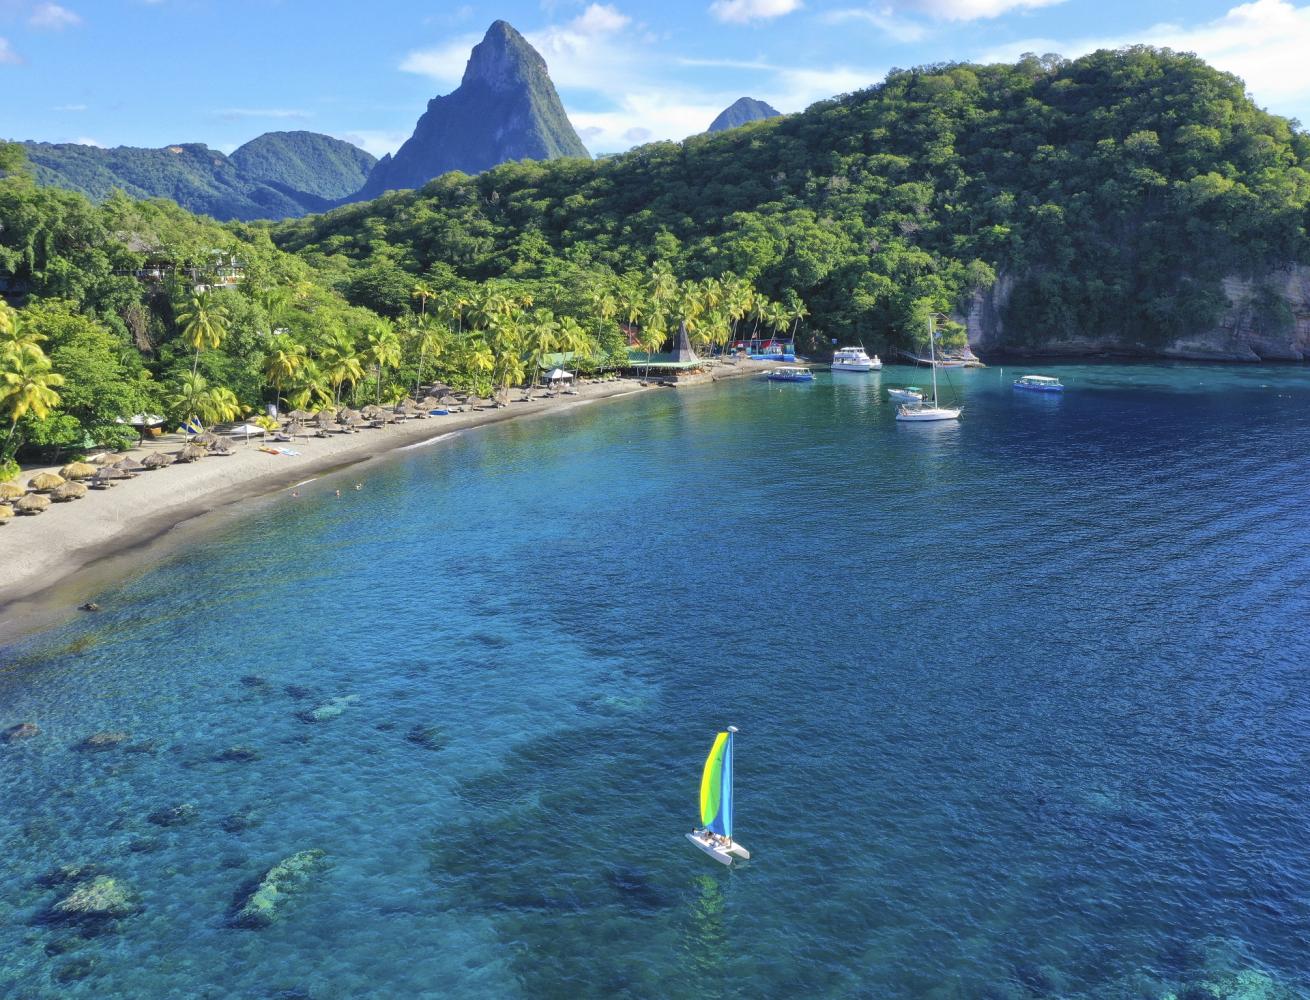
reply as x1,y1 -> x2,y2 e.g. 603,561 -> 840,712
0,389 -> 471,521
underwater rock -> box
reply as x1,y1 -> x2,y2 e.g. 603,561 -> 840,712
123,740 -> 158,755
54,956 -> 98,983
147,803 -> 198,827
230,849 -> 328,928
127,837 -> 162,854
3,722 -> 39,744
38,864 -> 102,888
78,603 -> 100,613
239,675 -> 269,689
43,935 -> 84,956
284,684 -> 314,700
297,695 -> 357,723
215,745 -> 261,763
73,731 -> 129,752
405,725 -> 448,751
221,807 -> 261,834
50,876 -> 138,921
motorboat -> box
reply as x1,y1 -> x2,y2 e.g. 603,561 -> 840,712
686,727 -> 750,865
831,346 -> 882,372
766,366 -> 814,382
1013,375 -> 1064,393
887,386 -> 924,403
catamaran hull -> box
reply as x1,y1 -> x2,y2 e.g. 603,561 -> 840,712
1014,383 -> 1063,393
687,831 -> 750,864
832,362 -> 875,372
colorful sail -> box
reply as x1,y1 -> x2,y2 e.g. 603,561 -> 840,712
698,730 -> 734,839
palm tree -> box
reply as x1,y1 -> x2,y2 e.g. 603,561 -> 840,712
365,320 -> 403,403
168,372 -> 211,429
319,333 -> 365,406
410,318 -> 447,398
205,386 -> 242,424
263,334 -> 308,414
1,343 -> 64,460
176,291 -> 230,376
523,308 -> 561,400
412,282 -> 435,320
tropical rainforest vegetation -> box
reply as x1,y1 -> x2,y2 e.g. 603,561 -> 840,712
277,46 -> 1310,353
5,47 -> 1310,476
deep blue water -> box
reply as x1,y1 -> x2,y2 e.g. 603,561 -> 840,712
2,363 -> 1309,999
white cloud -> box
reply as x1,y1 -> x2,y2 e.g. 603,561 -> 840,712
981,0 -> 1310,116
214,108 -> 311,121
709,0 -> 803,24
0,37 -> 22,64
28,3 -> 82,29
894,0 -> 1064,18
822,7 -> 928,42
337,130 -> 412,158
71,137 -> 102,147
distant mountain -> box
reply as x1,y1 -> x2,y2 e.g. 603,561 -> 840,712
229,131 -> 376,203
354,20 -> 589,200
707,98 -> 782,133
19,132 -> 375,221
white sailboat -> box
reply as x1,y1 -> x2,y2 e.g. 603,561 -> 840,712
896,318 -> 961,422
686,726 -> 750,865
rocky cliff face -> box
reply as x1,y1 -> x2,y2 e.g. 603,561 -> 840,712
966,266 -> 1310,361
354,21 -> 589,200
707,97 -> 782,133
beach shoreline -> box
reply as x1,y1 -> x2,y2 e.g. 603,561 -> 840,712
0,362 -> 768,642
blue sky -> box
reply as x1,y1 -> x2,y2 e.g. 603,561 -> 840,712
1,0 -> 1307,157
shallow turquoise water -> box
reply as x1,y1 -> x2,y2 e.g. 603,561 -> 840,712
2,363 -> 1309,998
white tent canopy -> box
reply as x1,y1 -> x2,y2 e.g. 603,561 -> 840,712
545,368 -> 574,382
115,413 -> 166,427
229,424 -> 268,438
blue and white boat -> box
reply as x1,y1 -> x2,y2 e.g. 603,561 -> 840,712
686,726 -> 750,865
766,366 -> 814,383
1013,375 -> 1064,393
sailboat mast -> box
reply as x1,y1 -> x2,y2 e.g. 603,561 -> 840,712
928,315 -> 939,406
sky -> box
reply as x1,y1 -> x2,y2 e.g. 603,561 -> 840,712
1,0 -> 1308,158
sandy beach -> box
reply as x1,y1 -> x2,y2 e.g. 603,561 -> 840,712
0,361 -> 769,636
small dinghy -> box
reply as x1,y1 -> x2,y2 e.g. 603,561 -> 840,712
686,726 -> 750,865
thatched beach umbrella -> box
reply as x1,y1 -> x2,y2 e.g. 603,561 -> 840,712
287,409 -> 313,423
52,481 -> 88,502
0,504 -> 13,524
28,472 -> 65,493
15,493 -> 50,515
0,482 -> 24,501
91,466 -> 129,488
176,443 -> 207,463
142,452 -> 175,470
60,461 -> 98,481
192,431 -> 220,449
210,440 -> 234,456
114,457 -> 147,476
361,404 -> 383,419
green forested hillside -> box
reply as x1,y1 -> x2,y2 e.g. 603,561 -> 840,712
278,47 -> 1310,352
20,132 -> 374,222
229,131 -> 376,202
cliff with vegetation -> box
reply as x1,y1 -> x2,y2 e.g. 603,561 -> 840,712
708,98 -> 782,133
18,132 -> 375,222
353,21 -> 590,200
280,47 -> 1310,359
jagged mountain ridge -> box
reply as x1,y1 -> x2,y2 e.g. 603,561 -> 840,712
707,97 -> 782,133
354,20 -> 589,200
19,133 -> 376,221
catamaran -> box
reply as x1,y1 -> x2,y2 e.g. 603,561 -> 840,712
896,318 -> 961,422
686,726 -> 750,865
766,366 -> 815,382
